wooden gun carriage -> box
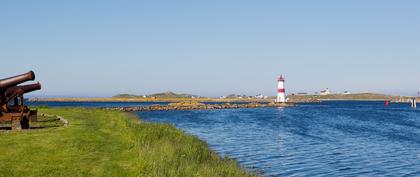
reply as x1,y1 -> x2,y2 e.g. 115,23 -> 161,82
0,71 -> 41,130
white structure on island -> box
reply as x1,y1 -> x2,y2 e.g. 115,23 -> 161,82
320,88 -> 331,95
276,75 -> 286,103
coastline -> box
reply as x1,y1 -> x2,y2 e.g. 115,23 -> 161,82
28,97 -> 273,103
0,108 -> 256,176
288,93 -> 419,103
28,93 -> 419,104
106,102 -> 295,112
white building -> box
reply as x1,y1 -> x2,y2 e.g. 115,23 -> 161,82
320,88 -> 331,95
255,94 -> 265,99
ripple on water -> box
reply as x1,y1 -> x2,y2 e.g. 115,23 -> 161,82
138,101 -> 420,176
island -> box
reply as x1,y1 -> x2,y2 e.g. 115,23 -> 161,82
29,92 -> 419,103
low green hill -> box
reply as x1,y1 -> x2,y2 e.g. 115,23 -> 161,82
113,92 -> 201,99
112,93 -> 142,98
148,92 -> 200,98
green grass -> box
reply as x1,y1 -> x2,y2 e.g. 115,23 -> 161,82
30,114 -> 63,128
0,108 -> 255,177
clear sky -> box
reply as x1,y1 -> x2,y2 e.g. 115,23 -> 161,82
1,0 -> 419,97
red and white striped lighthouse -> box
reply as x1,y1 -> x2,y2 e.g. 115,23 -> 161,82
276,75 -> 286,103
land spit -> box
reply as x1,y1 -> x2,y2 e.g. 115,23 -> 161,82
105,102 -> 295,112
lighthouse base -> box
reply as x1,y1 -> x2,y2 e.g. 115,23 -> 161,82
269,102 -> 293,107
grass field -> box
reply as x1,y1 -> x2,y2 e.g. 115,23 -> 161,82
0,108 -> 254,177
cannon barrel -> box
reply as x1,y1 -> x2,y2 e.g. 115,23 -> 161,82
5,82 -> 41,96
0,71 -> 35,90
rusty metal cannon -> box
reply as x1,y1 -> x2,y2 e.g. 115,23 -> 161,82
0,71 -> 41,130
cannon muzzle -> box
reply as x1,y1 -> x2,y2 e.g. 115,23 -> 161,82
5,82 -> 41,96
0,71 -> 35,90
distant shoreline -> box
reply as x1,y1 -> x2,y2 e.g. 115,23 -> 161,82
28,97 -> 272,103
28,93 -> 419,103
287,93 -> 419,103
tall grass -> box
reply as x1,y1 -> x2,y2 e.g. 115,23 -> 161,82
0,108 -> 255,177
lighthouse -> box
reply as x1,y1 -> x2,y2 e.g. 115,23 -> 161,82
276,75 -> 286,103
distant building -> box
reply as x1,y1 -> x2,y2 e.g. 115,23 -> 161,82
343,91 -> 351,95
255,94 -> 266,99
320,88 -> 331,95
296,92 -> 308,95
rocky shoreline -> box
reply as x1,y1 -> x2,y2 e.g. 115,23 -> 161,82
105,102 -> 295,112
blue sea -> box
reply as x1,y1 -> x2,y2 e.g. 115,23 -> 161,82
26,101 -> 252,108
29,101 -> 420,176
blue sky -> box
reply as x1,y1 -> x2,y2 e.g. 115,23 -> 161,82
1,0 -> 419,97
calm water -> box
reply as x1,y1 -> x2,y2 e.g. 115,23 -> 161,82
27,101 -> 171,107
137,101 -> 420,176
26,101 -> 252,107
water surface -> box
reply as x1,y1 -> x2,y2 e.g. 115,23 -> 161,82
27,101 -> 252,107
27,101 -> 170,107
137,101 -> 420,176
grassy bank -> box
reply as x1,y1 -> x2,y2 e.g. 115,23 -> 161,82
0,108 -> 254,177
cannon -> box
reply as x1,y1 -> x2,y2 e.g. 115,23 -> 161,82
0,71 -> 35,90
0,71 -> 41,130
